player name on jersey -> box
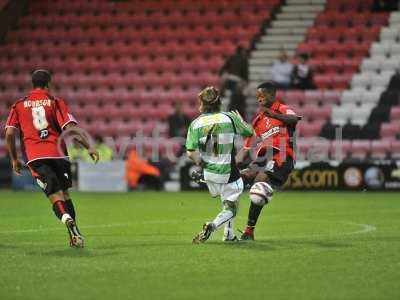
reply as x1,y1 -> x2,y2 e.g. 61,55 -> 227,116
261,126 -> 280,140
23,99 -> 52,108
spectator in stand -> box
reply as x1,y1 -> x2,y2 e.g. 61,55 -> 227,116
228,83 -> 247,119
93,135 -> 113,161
220,46 -> 249,95
388,68 -> 400,91
125,149 -> 162,190
291,54 -> 315,90
167,102 -> 191,138
270,51 -> 293,90
372,0 -> 398,11
68,139 -> 90,162
68,135 -> 113,162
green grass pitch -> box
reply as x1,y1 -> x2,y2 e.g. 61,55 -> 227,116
0,190 -> 399,300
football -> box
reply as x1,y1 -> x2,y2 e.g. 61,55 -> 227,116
249,182 -> 273,206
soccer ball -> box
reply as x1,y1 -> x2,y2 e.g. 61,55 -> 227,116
249,182 -> 273,206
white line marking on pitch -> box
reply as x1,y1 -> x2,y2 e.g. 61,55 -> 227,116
341,222 -> 376,235
0,220 -> 377,239
258,221 -> 377,240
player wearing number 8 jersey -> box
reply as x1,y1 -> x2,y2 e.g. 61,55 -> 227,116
4,70 -> 99,248
186,86 -> 254,243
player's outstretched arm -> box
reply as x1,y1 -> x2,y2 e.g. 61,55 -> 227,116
5,127 -> 22,175
262,107 -> 299,127
64,123 -> 99,163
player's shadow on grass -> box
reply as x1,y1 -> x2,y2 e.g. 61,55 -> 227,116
29,240 -> 189,256
219,239 -> 354,251
98,241 -> 191,250
27,249 -> 121,258
0,243 -> 23,250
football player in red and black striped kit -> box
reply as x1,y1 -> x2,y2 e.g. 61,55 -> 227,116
4,70 -> 99,248
237,81 -> 300,240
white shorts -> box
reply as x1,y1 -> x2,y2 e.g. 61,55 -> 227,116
206,178 -> 244,202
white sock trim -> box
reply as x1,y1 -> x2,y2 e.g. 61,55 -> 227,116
61,213 -> 72,224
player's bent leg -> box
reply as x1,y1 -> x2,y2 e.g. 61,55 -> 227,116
29,159 -> 83,248
221,201 -> 239,242
193,182 -> 220,243
63,190 -> 84,246
55,160 -> 84,248
48,191 -> 84,248
223,219 -> 238,242
220,178 -> 243,241
241,173 -> 273,241
193,179 -> 242,243
193,201 -> 237,244
213,200 -> 237,229
58,159 -> 75,221
38,171 -> 72,223
63,190 -> 76,220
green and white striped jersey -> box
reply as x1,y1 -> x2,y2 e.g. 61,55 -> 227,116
186,111 -> 254,184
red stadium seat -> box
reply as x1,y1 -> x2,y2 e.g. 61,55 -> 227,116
304,90 -> 323,103
314,74 -> 333,89
298,121 -> 324,138
361,27 -> 380,42
390,107 -> 400,120
312,106 -> 332,122
308,57 -> 325,73
351,140 -> 371,159
323,59 -> 341,74
296,0 -> 385,99
331,74 -> 351,90
330,140 -> 351,159
350,14 -> 369,27
295,106 -> 314,121
84,104 -> 104,119
380,123 -> 399,140
370,140 -> 390,159
391,141 -> 400,159
297,42 -> 314,56
283,91 -> 305,106
325,28 -> 344,42
343,28 -> 363,42
313,44 -> 332,58
371,13 -> 389,26
342,59 -> 360,73
332,14 -> 350,27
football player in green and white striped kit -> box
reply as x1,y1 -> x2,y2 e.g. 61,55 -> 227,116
186,86 -> 254,243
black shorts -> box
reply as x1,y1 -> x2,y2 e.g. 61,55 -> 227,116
265,157 -> 295,189
29,159 -> 72,196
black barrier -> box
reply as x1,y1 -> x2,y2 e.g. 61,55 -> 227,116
339,161 -> 400,190
180,161 -> 400,191
284,161 -> 400,190
284,162 -> 339,190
